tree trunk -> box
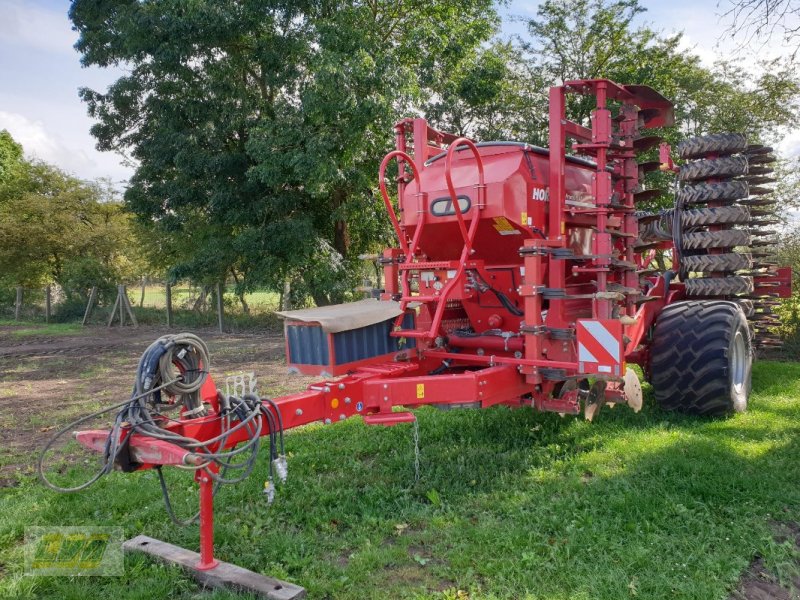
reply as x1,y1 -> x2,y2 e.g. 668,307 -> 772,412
311,290 -> 331,307
229,268 -> 250,315
332,186 -> 350,259
192,285 -> 210,312
281,279 -> 292,311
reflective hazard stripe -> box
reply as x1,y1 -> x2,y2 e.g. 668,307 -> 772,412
577,320 -> 622,367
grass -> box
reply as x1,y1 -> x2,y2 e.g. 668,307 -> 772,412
0,320 -> 85,338
135,286 -> 281,313
2,361 -> 800,599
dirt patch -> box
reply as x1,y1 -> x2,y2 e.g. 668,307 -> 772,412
0,324 -> 314,481
729,522 -> 800,600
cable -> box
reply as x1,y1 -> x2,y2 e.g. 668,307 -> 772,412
37,333 -> 286,522
467,269 -> 524,317
37,378 -> 183,493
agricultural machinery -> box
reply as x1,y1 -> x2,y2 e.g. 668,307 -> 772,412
40,79 -> 791,597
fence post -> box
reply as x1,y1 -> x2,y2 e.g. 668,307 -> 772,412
165,283 -> 173,328
122,286 -> 138,328
15,287 -> 22,320
118,285 -> 126,327
45,285 -> 51,323
139,275 -> 146,307
216,282 -> 224,333
84,286 -> 98,326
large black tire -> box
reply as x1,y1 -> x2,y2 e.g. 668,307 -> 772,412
682,229 -> 750,249
682,253 -> 752,273
681,205 -> 750,227
677,133 -> 748,159
650,301 -> 752,415
677,180 -> 749,204
684,276 -> 754,296
678,155 -> 748,181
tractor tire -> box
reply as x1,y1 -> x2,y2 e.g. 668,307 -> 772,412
677,180 -> 749,204
681,205 -> 750,227
684,276 -> 754,296
678,155 -> 748,182
736,299 -> 755,317
682,229 -> 750,250
677,133 -> 748,159
682,253 -> 752,273
650,301 -> 752,415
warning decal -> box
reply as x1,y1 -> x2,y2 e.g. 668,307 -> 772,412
492,216 -> 521,236
576,319 -> 624,376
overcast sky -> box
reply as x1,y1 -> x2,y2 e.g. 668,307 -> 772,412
0,0 -> 797,187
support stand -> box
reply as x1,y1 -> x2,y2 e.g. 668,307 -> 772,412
123,467 -> 305,599
195,467 -> 219,571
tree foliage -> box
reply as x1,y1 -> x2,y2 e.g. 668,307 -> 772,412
721,0 -> 800,58
70,0 -> 498,306
0,132 -> 141,301
70,0 -> 800,305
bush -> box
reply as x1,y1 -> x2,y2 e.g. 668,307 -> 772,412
58,257 -> 117,305
52,297 -> 90,323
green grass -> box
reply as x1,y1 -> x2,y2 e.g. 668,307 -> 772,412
135,286 -> 281,313
0,320 -> 85,337
2,361 -> 800,599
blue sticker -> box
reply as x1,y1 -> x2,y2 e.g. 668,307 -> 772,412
356,402 -> 363,412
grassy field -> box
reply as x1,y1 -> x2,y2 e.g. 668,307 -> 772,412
136,285 -> 281,313
0,320 -> 85,338
1,346 -> 800,598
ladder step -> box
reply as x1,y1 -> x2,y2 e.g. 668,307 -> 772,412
363,412 -> 416,426
390,329 -> 432,338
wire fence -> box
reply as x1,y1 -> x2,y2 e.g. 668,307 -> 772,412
2,282 -> 284,331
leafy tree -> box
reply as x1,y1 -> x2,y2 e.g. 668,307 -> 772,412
722,0 -> 800,58
70,0 -> 498,306
523,0 -> 800,143
0,133 -> 143,300
0,130 -> 23,184
423,41 -> 550,144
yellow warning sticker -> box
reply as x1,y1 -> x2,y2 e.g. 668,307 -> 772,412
520,211 -> 528,226
416,383 -> 425,399
492,216 -> 521,236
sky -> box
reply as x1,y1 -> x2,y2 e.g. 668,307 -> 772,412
0,0 -> 797,187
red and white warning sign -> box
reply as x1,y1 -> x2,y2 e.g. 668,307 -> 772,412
576,319 -> 624,376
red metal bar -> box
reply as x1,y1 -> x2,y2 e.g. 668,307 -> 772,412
547,87 -> 567,331
195,466 -> 219,571
378,150 -> 421,256
424,350 -> 576,371
444,137 -> 485,249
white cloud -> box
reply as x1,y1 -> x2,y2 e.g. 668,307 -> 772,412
0,110 -> 93,174
778,131 -> 800,158
0,1 -> 77,55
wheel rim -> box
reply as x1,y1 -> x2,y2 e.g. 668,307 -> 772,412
731,330 -> 747,395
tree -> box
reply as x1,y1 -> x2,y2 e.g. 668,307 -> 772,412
0,130 -> 23,184
70,0 -> 498,306
721,0 -> 800,58
522,0 -> 800,142
512,0 -> 800,210
0,133 -> 142,302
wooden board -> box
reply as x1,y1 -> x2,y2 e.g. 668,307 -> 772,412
123,535 -> 306,599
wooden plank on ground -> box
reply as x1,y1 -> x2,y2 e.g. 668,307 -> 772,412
123,535 -> 305,600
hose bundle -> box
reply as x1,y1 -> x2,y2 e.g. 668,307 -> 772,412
37,333 -> 285,524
